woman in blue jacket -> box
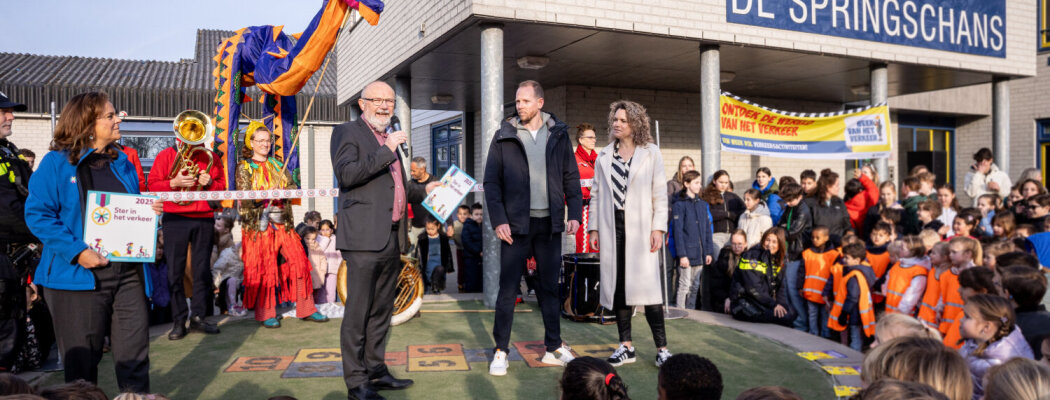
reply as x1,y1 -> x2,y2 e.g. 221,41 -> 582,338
24,92 -> 159,392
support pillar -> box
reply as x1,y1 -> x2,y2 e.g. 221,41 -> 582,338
395,76 -> 412,156
480,23 -> 504,308
700,45 -> 721,183
993,77 -> 1010,175
870,63 -> 889,183
306,125 -> 316,212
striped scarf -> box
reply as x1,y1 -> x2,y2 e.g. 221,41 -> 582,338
611,141 -> 631,210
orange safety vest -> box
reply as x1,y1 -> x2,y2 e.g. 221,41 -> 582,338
867,250 -> 892,280
884,262 -> 929,315
942,317 -> 963,349
938,269 -> 964,336
917,267 -> 949,328
827,269 -> 876,337
801,248 -> 839,304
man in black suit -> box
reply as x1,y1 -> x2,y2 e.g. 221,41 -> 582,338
331,81 -> 438,400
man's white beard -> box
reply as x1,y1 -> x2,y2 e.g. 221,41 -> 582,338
366,114 -> 391,132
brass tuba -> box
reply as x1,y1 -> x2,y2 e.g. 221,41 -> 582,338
338,255 -> 424,326
168,110 -> 215,205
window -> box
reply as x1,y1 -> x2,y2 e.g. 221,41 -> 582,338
431,119 -> 462,177
117,121 -> 176,180
897,124 -> 955,187
1038,119 -> 1050,183
1042,0 -> 1050,50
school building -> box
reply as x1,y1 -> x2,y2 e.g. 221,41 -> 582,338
333,0 -> 1044,304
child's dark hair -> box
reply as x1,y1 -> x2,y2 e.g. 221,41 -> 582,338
216,215 -> 234,231
965,294 -> 1016,357
918,199 -> 942,219
1001,266 -> 1048,307
470,202 -> 483,212
811,225 -> 830,237
1028,193 -> 1050,208
301,226 -> 319,238
996,251 -> 1040,270
871,221 -> 893,236
457,204 -> 470,212
903,176 -> 921,192
559,357 -> 629,400
954,208 -> 981,230
779,183 -> 803,201
37,380 -> 108,400
425,215 -> 441,226
815,169 -> 839,203
303,210 -> 322,223
958,267 -> 996,294
319,219 -> 335,232
844,178 -> 864,202
841,242 -> 868,261
779,176 -> 797,187
800,169 -> 816,182
736,386 -> 803,400
0,373 -> 34,395
991,212 -> 1016,237
879,208 -> 902,225
659,354 -> 723,400
743,188 -> 761,201
682,170 -> 702,184
937,184 -> 960,211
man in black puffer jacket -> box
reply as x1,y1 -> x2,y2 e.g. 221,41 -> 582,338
484,81 -> 583,375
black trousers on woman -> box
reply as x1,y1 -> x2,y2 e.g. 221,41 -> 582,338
44,262 -> 150,392
612,210 -> 667,348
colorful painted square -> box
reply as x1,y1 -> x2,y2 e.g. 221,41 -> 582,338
571,344 -> 619,358
281,361 -> 343,379
407,343 -> 464,358
834,386 -> 860,396
385,351 -> 407,366
292,348 -> 342,363
513,341 -> 556,368
822,366 -> 860,376
406,355 -> 470,372
224,356 -> 293,373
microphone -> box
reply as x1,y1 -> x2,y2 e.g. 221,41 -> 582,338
390,115 -> 408,155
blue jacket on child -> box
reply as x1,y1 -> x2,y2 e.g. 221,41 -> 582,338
24,147 -> 152,295
671,190 -> 717,266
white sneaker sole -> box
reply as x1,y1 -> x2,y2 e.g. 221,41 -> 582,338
489,367 -> 507,376
540,353 -> 571,366
608,357 -> 636,367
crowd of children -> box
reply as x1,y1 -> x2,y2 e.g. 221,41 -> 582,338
661,147 -> 1050,399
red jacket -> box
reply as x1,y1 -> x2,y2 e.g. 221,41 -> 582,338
147,146 -> 226,218
120,145 -> 146,192
845,174 -> 878,231
574,146 -> 596,200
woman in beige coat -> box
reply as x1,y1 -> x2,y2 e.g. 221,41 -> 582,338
588,100 -> 672,368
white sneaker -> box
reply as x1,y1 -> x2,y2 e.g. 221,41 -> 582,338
540,344 -> 576,366
489,350 -> 509,376
655,348 -> 673,367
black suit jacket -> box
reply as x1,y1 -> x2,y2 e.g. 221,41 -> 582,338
330,119 -> 426,253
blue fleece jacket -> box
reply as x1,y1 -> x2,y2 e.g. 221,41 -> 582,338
753,178 -> 783,225
25,147 -> 151,294
671,191 -> 717,266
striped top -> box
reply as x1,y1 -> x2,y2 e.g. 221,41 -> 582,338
611,140 -> 632,210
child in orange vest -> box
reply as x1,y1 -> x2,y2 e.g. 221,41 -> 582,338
939,237 -> 982,348
882,236 -> 930,315
826,243 -> 877,351
800,226 -> 838,338
948,267 -> 999,349
866,222 -> 894,281
918,242 -> 951,329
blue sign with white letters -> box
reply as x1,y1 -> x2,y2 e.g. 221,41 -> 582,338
726,0 -> 1006,58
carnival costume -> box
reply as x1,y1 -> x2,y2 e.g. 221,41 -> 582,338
238,122 -> 327,327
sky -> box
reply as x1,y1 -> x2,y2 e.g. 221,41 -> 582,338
1,0 -> 326,61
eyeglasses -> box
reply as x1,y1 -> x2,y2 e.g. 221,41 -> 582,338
361,97 -> 396,107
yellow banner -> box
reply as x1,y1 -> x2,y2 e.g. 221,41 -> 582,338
720,93 -> 891,159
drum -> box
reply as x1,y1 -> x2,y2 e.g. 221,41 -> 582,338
561,253 -> 615,323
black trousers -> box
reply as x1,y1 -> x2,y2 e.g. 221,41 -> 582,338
493,217 -> 562,353
162,214 -> 215,322
612,210 -> 667,348
340,226 -> 400,389
732,304 -> 798,327
44,263 -> 149,392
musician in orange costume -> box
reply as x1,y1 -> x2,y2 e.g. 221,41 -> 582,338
238,121 -> 328,328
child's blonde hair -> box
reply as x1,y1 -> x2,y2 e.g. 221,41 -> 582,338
984,358 -> 1050,400
874,313 -> 942,345
918,229 -> 941,252
930,242 -> 950,263
897,235 -> 926,258
948,236 -> 983,267
861,337 -> 972,400
964,293 -> 1016,357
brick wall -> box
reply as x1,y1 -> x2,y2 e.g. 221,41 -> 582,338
8,115 -> 53,166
